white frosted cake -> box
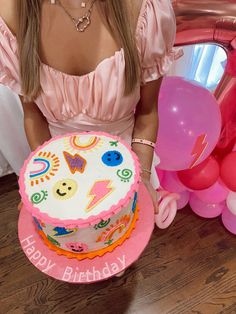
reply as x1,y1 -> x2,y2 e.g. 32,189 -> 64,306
19,132 -> 140,259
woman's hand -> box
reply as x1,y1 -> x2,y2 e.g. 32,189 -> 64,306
141,175 -> 159,214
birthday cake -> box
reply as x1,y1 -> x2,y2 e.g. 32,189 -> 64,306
19,132 -> 140,259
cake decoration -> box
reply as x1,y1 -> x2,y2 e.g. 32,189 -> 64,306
53,179 -> 78,200
63,151 -> 87,174
102,151 -> 123,167
32,203 -> 139,261
117,169 -> 133,182
65,242 -> 88,253
96,215 -> 131,244
31,190 -> 48,204
86,180 -> 114,212
47,235 -> 60,247
132,192 -> 138,213
65,135 -> 102,153
33,217 -> 43,230
20,132 -> 140,258
94,218 -> 111,230
52,227 -> 78,237
29,152 -> 60,186
109,141 -> 118,147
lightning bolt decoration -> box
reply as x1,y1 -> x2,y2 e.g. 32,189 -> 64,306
63,151 -> 87,174
86,180 -> 114,212
190,134 -> 208,169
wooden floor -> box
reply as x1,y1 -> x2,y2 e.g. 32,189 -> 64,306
1,174 -> 236,314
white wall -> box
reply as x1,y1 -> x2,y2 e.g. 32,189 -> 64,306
0,85 -> 30,177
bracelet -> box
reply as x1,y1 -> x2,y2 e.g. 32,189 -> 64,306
141,168 -> 152,175
132,138 -> 156,149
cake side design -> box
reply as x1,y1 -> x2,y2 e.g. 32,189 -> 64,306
94,218 -> 111,230
33,194 -> 137,255
51,227 -> 78,237
132,192 -> 138,213
96,214 -> 131,245
33,217 -> 45,230
36,205 -> 139,260
65,242 -> 88,253
47,235 -> 61,247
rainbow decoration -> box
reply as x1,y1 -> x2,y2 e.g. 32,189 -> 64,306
64,135 -> 102,153
30,159 -> 50,178
96,215 -> 131,244
29,152 -> 60,186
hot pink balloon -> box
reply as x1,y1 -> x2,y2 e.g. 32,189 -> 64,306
221,206 -> 236,235
194,180 -> 229,204
189,194 -> 224,218
155,167 -> 164,185
161,171 -> 186,193
177,190 -> 190,210
156,77 -> 221,171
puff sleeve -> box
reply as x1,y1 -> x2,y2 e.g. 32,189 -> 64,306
136,0 -> 182,85
0,17 -> 22,95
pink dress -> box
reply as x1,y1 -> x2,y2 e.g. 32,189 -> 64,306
0,0 -> 180,189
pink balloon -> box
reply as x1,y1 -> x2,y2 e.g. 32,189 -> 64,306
194,180 -> 229,204
189,194 -> 224,218
161,171 -> 186,193
174,1 -> 236,160
177,190 -> 190,210
226,192 -> 236,215
155,190 -> 179,229
156,77 -> 221,171
221,206 -> 236,235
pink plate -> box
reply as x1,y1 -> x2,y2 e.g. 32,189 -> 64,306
18,183 -> 154,284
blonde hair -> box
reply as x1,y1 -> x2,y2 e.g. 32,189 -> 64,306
17,0 -> 140,101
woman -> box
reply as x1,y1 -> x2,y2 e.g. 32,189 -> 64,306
0,0 -> 179,211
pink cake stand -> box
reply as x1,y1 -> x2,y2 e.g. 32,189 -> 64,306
18,183 -> 154,284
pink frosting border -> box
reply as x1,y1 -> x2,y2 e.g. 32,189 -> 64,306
19,132 -> 140,228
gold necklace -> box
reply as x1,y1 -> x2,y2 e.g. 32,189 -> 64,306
57,0 -> 97,32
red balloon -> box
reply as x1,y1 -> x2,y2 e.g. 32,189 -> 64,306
220,152 -> 236,192
177,156 -> 220,190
